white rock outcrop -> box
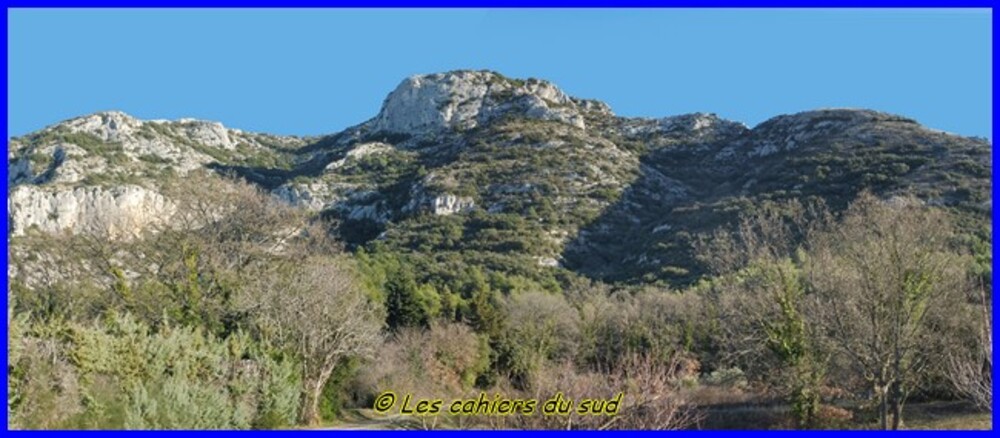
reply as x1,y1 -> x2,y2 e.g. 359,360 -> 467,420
536,256 -> 561,268
370,70 -> 588,135
61,111 -> 145,142
63,112 -> 234,151
430,194 -> 475,216
18,111 -> 303,180
621,112 -> 748,140
175,119 -> 235,150
8,184 -> 175,238
401,173 -> 476,216
271,182 -> 347,212
403,190 -> 475,216
659,113 -> 749,138
325,142 -> 393,171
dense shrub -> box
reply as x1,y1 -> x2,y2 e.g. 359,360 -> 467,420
8,313 -> 300,429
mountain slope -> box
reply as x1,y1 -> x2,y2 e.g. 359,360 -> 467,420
7,70 -> 991,287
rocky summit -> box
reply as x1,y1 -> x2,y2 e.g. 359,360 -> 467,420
371,70 -> 591,133
7,69 -> 991,286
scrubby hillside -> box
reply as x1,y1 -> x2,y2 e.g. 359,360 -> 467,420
7,70 -> 991,430
11,70 -> 988,288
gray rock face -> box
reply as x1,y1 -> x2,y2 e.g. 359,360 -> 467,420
13,111 -> 304,185
370,70 -> 590,135
325,142 -> 393,171
271,181 -> 359,212
52,112 -> 213,174
430,194 -> 475,216
8,184 -> 175,238
174,118 -> 236,150
64,111 -> 236,151
658,113 -> 748,138
403,191 -> 476,216
401,174 -> 476,216
7,111 -> 308,238
272,183 -> 334,211
61,111 -> 145,143
8,157 -> 32,186
10,143 -> 113,186
573,98 -> 613,115
536,256 -> 561,268
621,112 -> 749,141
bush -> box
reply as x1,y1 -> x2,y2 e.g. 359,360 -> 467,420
499,291 -> 580,386
703,367 -> 749,391
578,290 -> 697,370
359,322 -> 489,401
8,313 -> 301,430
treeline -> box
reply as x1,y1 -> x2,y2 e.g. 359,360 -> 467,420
7,174 -> 991,429
693,195 -> 991,428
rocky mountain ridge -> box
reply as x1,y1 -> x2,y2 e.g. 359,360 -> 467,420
8,70 -> 991,285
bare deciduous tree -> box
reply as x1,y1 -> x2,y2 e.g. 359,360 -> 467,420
946,284 -> 992,412
606,354 -> 703,430
486,353 -> 699,430
809,193 -> 971,430
241,257 -> 384,426
698,193 -> 980,430
697,200 -> 830,428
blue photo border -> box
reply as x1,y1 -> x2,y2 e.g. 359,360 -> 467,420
1,3 -> 995,435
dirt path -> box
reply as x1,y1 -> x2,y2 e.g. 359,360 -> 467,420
313,410 -> 414,430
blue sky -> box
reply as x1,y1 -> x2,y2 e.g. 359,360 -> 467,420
7,8 -> 992,139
